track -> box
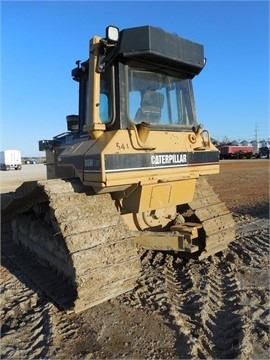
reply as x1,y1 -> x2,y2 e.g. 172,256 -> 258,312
1,179 -> 141,313
187,176 -> 235,258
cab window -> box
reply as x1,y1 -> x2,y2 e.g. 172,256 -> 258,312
99,69 -> 113,124
128,67 -> 196,127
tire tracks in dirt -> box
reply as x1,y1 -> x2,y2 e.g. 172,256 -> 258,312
1,254 -> 53,359
1,253 -> 83,359
117,215 -> 269,359
161,254 -> 245,359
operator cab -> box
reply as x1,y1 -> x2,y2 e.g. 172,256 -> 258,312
71,25 -> 205,138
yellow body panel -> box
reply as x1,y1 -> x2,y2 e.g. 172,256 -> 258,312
83,129 -> 219,183
121,178 -> 196,213
79,128 -> 219,212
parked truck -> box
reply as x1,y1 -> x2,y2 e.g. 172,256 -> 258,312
257,146 -> 269,159
0,150 -> 22,170
219,145 -> 254,160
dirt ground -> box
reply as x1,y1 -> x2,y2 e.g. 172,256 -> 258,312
1,160 -> 269,359
0,163 -> 47,194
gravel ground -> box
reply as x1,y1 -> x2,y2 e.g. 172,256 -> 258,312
1,159 -> 269,359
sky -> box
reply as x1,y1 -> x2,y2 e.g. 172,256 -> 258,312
1,0 -> 269,156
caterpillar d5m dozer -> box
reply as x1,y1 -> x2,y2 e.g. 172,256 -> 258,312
1,25 -> 235,313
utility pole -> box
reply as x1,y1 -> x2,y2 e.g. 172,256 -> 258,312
255,122 -> 259,151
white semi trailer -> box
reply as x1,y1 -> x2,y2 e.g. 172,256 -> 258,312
0,150 -> 22,171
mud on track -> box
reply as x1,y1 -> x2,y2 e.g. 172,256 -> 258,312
1,160 -> 269,359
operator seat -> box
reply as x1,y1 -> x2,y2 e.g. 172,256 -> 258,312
134,90 -> 164,123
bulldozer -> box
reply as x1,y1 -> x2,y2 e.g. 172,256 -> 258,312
1,25 -> 235,313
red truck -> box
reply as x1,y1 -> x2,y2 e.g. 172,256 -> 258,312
219,145 -> 254,159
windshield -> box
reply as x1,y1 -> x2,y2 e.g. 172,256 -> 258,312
128,68 -> 197,127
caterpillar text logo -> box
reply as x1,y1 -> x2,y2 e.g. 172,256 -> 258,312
151,153 -> 187,165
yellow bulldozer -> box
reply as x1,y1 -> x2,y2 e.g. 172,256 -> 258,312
2,25 -> 235,313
